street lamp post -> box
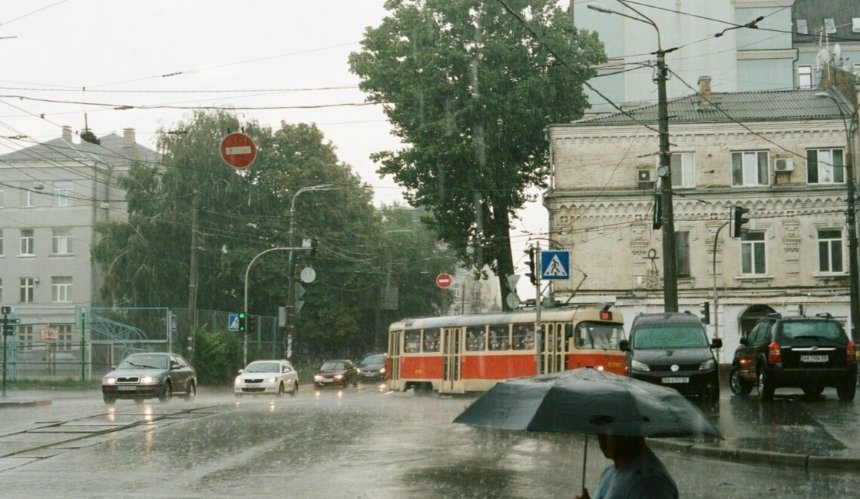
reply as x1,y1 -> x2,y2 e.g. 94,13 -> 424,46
817,90 -> 860,342
285,184 -> 334,355
587,0 -> 678,311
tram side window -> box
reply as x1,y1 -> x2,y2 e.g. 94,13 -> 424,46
466,326 -> 486,351
489,325 -> 510,351
424,328 -> 440,352
512,323 -> 534,350
404,330 -> 421,353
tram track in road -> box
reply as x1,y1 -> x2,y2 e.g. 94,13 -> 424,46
0,403 -> 233,472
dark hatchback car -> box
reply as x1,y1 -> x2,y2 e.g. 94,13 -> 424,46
313,359 -> 359,388
621,312 -> 722,406
101,352 -> 197,405
357,353 -> 388,382
730,313 -> 857,402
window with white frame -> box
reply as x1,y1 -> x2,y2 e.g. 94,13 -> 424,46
18,325 -> 33,351
20,277 -> 35,303
0,187 -> 5,207
670,152 -> 695,188
55,324 -> 72,351
741,231 -> 766,275
732,151 -> 769,186
20,229 -> 34,255
53,182 -> 73,207
818,229 -> 844,273
807,148 -> 844,184
798,66 -> 812,89
0,229 -> 4,256
21,187 -> 34,207
675,231 -> 690,277
52,228 -> 73,254
51,276 -> 72,302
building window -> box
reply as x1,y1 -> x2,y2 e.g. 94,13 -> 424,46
20,229 -> 34,256
732,151 -> 769,186
807,148 -> 844,184
670,153 -> 695,188
21,187 -> 34,207
797,19 -> 808,34
818,229 -> 844,273
18,325 -> 33,351
51,324 -> 73,351
798,66 -> 812,89
675,231 -> 690,278
53,182 -> 73,207
0,187 -> 5,207
52,228 -> 73,254
0,229 -> 4,256
20,277 -> 35,303
741,232 -> 766,275
51,276 -> 72,303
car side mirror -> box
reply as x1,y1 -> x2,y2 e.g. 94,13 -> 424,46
711,338 -> 723,349
739,337 -> 749,346
238,369 -> 244,374
170,362 -> 180,370
619,339 -> 630,351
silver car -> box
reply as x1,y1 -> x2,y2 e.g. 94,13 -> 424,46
101,352 -> 197,405
234,359 -> 299,397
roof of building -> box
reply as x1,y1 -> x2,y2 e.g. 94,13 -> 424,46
0,131 -> 159,166
559,88 -> 849,128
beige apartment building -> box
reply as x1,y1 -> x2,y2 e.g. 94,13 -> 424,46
545,79 -> 859,360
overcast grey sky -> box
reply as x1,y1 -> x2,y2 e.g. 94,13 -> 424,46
1,0 -> 547,293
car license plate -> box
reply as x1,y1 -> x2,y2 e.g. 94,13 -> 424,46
662,377 -> 689,384
801,354 -> 829,363
117,385 -> 137,391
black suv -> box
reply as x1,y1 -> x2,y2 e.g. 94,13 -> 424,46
729,313 -> 857,402
620,312 -> 722,406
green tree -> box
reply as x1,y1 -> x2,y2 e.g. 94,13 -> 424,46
349,0 -> 605,308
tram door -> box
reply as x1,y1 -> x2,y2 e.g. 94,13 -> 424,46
388,330 -> 400,389
441,327 -> 461,392
542,322 -> 565,374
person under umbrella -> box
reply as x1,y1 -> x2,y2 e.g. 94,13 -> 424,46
575,433 -> 678,499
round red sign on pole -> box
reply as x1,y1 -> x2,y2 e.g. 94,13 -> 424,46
220,132 -> 257,169
436,272 -> 452,289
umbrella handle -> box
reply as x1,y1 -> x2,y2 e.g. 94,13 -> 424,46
581,434 -> 588,493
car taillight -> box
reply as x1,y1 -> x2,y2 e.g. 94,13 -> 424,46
848,341 -> 856,363
767,341 -> 781,363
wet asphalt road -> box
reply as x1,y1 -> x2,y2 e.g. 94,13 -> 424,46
0,384 -> 858,498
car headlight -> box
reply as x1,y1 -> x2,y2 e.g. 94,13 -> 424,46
379,367 -> 386,374
266,376 -> 277,383
234,377 -> 242,387
334,374 -> 343,380
314,375 -> 324,382
140,376 -> 158,385
103,377 -> 116,385
630,359 -> 650,372
699,358 -> 716,371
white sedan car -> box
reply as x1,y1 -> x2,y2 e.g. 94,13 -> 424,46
234,359 -> 299,397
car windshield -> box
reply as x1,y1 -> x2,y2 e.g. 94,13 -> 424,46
633,325 -> 709,349
321,361 -> 344,370
118,354 -> 167,370
780,321 -> 843,340
245,361 -> 279,373
359,355 -> 385,367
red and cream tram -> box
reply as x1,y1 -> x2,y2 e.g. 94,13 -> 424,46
386,307 -> 626,394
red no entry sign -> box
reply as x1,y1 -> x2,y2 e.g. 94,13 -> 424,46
436,272 -> 452,289
220,132 -> 257,169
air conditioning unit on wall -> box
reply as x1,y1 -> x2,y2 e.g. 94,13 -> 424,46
637,169 -> 655,189
775,158 -> 794,172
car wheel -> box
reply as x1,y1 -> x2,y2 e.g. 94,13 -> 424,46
159,381 -> 173,403
184,381 -> 197,401
290,381 -> 298,396
277,382 -> 285,397
757,368 -> 774,402
837,377 -> 857,402
730,366 -> 752,395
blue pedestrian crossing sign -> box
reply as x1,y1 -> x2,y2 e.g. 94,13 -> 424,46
540,250 -> 570,281
228,313 -> 240,331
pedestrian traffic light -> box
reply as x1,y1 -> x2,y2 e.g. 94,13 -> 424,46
733,206 -> 750,238
238,312 -> 247,333
700,301 -> 710,325
525,247 -> 537,285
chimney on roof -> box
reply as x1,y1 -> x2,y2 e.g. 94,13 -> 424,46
123,128 -> 135,147
62,126 -> 72,142
697,76 -> 712,105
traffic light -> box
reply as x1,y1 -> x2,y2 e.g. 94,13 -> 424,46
238,312 -> 247,333
733,206 -> 750,238
700,301 -> 710,325
525,247 -> 537,285
247,315 -> 258,332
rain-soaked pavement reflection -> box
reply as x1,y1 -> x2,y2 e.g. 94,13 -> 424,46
0,387 -> 859,498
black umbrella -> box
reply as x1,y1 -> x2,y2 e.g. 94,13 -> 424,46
453,368 -> 722,490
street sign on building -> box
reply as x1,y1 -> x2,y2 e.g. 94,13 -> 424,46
540,250 -> 570,281
220,132 -> 257,169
